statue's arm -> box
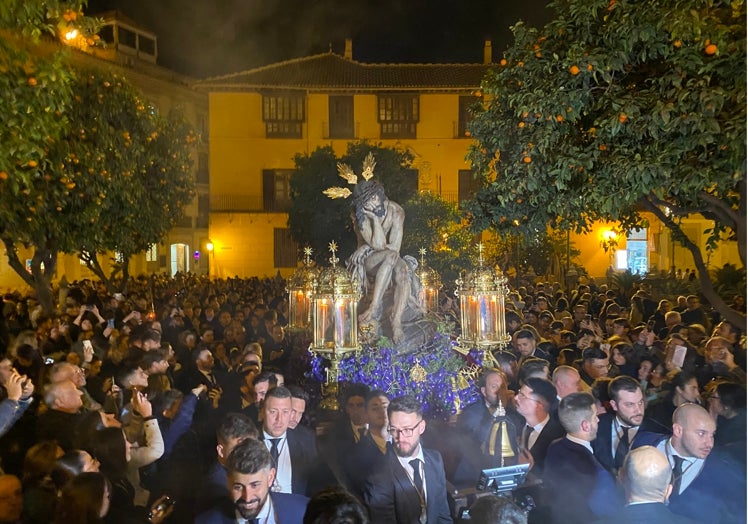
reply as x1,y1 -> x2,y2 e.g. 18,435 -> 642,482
361,212 -> 388,250
385,203 -> 405,253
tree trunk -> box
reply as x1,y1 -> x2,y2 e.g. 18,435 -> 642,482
1,239 -> 58,315
643,198 -> 746,332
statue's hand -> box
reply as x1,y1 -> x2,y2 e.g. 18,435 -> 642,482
349,245 -> 373,267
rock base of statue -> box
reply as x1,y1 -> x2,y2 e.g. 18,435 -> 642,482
358,287 -> 437,353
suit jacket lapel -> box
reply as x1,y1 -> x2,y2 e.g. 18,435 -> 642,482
386,447 -> 422,509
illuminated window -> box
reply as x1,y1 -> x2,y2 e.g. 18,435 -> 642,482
626,228 -> 648,274
146,244 -> 158,262
262,94 -> 305,138
378,94 -> 419,138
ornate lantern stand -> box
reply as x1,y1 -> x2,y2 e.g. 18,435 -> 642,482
309,242 -> 361,411
416,247 -> 442,314
286,247 -> 319,331
455,243 -> 511,366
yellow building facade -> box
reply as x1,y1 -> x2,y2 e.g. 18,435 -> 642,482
201,40 -> 740,283
200,41 -> 491,278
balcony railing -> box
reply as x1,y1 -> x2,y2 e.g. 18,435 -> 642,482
211,194 -> 264,212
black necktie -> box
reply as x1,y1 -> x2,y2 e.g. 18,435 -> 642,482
614,426 -> 630,469
672,455 -> 685,495
522,425 -> 533,449
409,458 -> 424,498
270,438 -> 280,466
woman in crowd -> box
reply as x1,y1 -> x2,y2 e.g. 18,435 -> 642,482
22,440 -> 64,524
52,449 -> 100,493
52,471 -> 111,524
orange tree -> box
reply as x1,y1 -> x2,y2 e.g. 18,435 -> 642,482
466,0 -> 746,329
0,0 -> 98,311
59,70 -> 196,294
1,64 -> 195,309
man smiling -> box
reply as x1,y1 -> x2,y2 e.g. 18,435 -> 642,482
195,438 -> 307,524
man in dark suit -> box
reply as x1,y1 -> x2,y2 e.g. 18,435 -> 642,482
593,446 -> 697,524
194,412 -> 258,516
634,403 -> 746,523
258,385 -> 318,496
458,369 -> 508,445
593,375 -> 646,475
543,392 -> 621,524
514,377 -> 564,476
364,395 -> 452,524
345,390 -> 391,499
515,329 -> 554,367
195,437 -> 308,524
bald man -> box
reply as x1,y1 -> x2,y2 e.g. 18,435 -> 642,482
551,366 -> 581,400
633,404 -> 746,523
592,446 -> 697,523
0,475 -> 22,524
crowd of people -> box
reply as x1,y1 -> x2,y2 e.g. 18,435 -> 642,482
0,273 -> 743,523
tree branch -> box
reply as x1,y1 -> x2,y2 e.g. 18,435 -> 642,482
642,195 -> 746,331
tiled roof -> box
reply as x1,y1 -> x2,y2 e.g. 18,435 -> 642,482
196,52 -> 492,92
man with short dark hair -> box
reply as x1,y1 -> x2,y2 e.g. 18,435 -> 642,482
364,395 -> 452,524
579,346 -> 610,386
543,392 -> 620,523
592,375 -> 646,475
259,386 -> 317,496
514,377 -> 564,475
195,438 -> 308,523
194,412 -> 258,515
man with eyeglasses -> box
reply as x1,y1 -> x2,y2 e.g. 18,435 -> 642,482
592,376 -> 649,475
364,395 -> 452,524
514,377 -> 564,476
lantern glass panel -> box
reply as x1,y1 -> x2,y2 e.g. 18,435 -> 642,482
288,289 -> 311,329
312,296 -> 358,349
423,287 -> 439,314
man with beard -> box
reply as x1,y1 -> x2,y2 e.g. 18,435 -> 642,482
633,403 -> 746,523
458,369 -> 510,445
592,376 -> 648,475
363,395 -> 452,524
195,438 -> 308,524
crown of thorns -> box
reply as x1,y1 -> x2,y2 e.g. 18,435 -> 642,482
323,152 -> 376,199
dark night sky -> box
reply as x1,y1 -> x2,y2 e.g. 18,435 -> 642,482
87,0 -> 553,78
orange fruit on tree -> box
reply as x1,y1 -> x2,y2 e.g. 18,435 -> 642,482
523,156 -> 532,163
27,77 -> 37,86
705,44 -> 717,55
556,115 -> 564,122
587,64 -> 593,71
569,65 -> 580,75
27,160 -> 38,168
0,171 -> 7,181
518,122 -> 526,128
500,59 -> 507,66
674,40 -> 682,48
619,113 -> 628,123
599,144 -> 607,151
